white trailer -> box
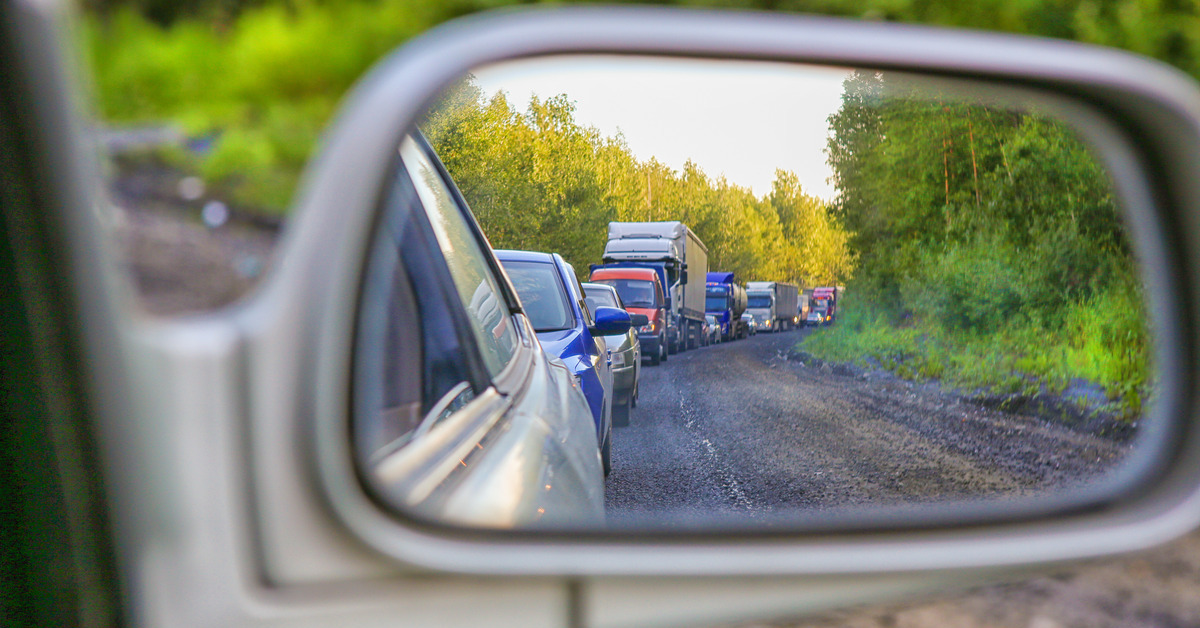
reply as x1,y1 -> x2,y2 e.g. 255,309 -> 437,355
603,221 -> 709,352
745,281 -> 800,332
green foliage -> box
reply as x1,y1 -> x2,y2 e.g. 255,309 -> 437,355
422,79 -> 854,285
85,0 -> 426,211
809,73 -> 1150,417
85,0 -> 1159,415
84,0 -> 1200,215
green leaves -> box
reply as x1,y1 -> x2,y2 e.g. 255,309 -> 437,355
424,79 -> 855,286
818,72 -> 1149,416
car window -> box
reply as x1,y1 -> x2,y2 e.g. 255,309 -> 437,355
501,260 -> 573,332
594,279 -> 658,308
564,262 -> 594,326
399,137 -> 518,377
583,286 -> 619,308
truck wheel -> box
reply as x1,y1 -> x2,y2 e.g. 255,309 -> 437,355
660,335 -> 668,362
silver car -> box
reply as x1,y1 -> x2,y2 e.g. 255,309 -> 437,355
582,282 -> 644,426
355,135 -> 606,527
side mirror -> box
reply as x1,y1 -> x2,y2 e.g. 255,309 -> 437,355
289,0 -> 1200,599
590,306 -> 633,336
629,313 -> 650,327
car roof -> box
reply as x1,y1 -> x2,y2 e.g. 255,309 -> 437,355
494,249 -> 556,264
581,282 -> 617,295
589,267 -> 659,281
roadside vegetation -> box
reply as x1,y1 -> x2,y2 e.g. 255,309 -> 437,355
82,0 -> 1200,217
422,79 -> 852,285
801,72 -> 1151,418
86,0 -> 1167,415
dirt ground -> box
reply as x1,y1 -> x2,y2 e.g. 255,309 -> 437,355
770,530 -> 1200,628
106,175 -> 1200,628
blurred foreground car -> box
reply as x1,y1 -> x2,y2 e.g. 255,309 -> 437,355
496,250 -> 630,473
582,282 -> 644,426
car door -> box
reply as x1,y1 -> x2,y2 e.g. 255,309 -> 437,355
354,134 -> 604,528
570,264 -> 613,408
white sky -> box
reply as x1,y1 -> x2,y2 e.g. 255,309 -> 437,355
474,56 -> 850,200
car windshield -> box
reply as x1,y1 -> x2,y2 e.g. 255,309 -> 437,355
747,295 -> 772,309
501,260 -> 574,332
706,294 -> 730,311
595,279 -> 658,307
583,286 -> 620,308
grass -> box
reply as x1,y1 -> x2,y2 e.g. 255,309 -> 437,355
800,289 -> 1151,419
84,2 -> 435,215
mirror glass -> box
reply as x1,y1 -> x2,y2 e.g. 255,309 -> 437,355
354,55 -> 1155,532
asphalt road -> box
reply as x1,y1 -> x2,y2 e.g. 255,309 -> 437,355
604,327 -> 1131,529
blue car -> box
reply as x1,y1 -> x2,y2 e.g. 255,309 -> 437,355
497,250 -> 632,474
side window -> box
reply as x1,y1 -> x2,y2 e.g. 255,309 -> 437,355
355,136 -> 517,465
563,261 -> 593,326
399,137 -> 518,378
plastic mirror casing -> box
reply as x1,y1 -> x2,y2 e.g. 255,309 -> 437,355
276,6 -> 1200,578
75,5 -> 1200,628
592,307 -> 633,336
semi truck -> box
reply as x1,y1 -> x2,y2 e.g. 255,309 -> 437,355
745,281 -> 800,332
811,286 -> 845,324
705,272 -> 748,341
597,221 -> 709,353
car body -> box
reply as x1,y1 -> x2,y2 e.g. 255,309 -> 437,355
589,265 -> 669,365
582,282 -> 642,425
741,311 -> 758,335
704,314 -> 722,345
497,250 -> 624,472
354,134 -> 607,527
806,309 -> 827,326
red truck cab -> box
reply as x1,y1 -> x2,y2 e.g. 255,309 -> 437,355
589,267 -> 669,365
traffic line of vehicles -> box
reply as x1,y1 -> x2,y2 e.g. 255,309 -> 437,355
374,137 -> 843,508
484,217 -> 841,488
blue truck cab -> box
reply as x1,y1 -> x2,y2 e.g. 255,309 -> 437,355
705,271 -> 749,342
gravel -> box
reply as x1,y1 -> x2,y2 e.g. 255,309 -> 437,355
605,329 -> 1131,529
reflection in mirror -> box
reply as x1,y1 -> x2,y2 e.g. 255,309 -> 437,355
354,55 -> 1154,532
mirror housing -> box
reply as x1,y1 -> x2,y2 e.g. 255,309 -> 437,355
270,6 -> 1200,580
630,313 -> 650,327
590,306 -> 633,336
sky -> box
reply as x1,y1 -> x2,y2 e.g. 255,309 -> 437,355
473,55 -> 851,200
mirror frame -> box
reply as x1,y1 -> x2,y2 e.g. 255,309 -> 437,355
273,7 -> 1200,576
